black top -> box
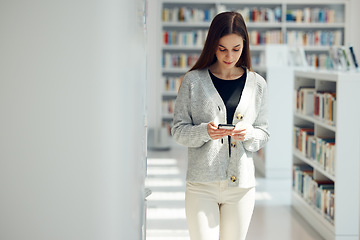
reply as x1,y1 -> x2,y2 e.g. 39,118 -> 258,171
209,69 -> 246,124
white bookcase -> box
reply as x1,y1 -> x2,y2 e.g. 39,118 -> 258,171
254,57 -> 294,178
158,0 -> 348,132
292,69 -> 360,240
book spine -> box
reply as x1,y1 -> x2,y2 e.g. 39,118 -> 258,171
349,46 -> 359,69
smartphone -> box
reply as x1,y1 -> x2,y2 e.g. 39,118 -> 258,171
218,124 -> 235,130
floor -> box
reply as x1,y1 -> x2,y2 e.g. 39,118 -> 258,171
145,145 -> 324,240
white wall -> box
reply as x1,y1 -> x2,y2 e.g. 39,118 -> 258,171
0,0 -> 147,239
349,0 -> 360,60
146,0 -> 162,130
348,0 -> 360,236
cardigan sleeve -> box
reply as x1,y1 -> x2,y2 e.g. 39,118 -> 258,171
171,73 -> 212,148
242,78 -> 270,152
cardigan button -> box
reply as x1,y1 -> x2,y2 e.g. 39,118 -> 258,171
236,113 -> 243,120
231,176 -> 237,182
231,142 -> 236,148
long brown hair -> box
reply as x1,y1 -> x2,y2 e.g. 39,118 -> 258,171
190,11 -> 252,71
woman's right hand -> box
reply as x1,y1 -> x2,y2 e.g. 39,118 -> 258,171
207,122 -> 232,140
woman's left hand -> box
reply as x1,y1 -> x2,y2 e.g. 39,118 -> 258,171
231,122 -> 247,141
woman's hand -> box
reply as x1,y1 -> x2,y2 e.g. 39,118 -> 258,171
231,122 -> 247,141
207,122 -> 232,140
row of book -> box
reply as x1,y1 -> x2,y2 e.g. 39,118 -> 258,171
306,53 -> 334,69
286,30 -> 342,47
306,46 -> 359,71
162,7 -> 216,22
163,29 -> 283,46
293,165 -> 335,222
164,76 -> 182,92
163,6 -> 341,24
314,92 -> 337,125
293,126 -> 336,175
329,46 -> 359,71
240,7 -> 282,23
286,8 -> 341,23
162,53 -> 199,69
195,5 -> 283,23
219,6 -> 282,23
162,99 -> 175,115
295,87 -> 337,126
163,30 -> 207,47
163,30 -> 346,50
249,30 -> 282,45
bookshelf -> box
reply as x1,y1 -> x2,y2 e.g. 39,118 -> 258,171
158,0 -> 348,134
254,60 -> 293,178
292,69 -> 360,240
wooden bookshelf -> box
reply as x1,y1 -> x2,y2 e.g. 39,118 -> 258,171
292,69 -> 360,240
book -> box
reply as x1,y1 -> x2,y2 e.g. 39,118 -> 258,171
309,136 -> 317,160
301,128 -> 314,155
316,184 -> 334,212
299,87 -> 315,115
311,180 -> 334,207
293,126 -> 314,152
341,46 -> 351,70
293,164 -> 313,193
324,142 -> 335,175
315,137 -> 335,168
314,91 -> 336,124
337,47 -> 348,70
349,45 -> 359,70
302,171 -> 314,201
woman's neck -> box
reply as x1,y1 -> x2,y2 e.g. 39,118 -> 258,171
208,63 -> 244,80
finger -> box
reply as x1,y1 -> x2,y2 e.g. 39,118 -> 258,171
209,121 -> 218,128
232,128 -> 246,133
212,132 -> 230,139
232,131 -> 246,137
233,131 -> 246,136
209,129 -> 226,139
211,132 -> 228,138
207,122 -> 217,133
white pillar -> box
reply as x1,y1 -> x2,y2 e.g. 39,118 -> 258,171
0,1 -> 147,239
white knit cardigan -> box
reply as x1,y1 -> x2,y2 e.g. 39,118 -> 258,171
171,68 -> 270,188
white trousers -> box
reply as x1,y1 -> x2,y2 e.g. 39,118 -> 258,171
185,181 -> 255,240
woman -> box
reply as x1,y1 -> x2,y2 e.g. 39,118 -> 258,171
171,11 -> 269,240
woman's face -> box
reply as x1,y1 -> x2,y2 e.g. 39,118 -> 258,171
215,33 -> 244,69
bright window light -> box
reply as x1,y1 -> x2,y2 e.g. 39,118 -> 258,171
148,158 -> 177,166
147,208 -> 186,220
145,178 -> 185,187
147,191 -> 185,201
147,167 -> 181,176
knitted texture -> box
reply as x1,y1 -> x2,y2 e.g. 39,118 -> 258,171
172,69 -> 269,188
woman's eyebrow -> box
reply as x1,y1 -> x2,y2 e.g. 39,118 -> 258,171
219,44 -> 241,48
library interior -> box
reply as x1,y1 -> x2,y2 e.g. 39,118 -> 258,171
0,0 -> 360,240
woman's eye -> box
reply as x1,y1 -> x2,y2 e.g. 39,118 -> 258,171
219,48 -> 226,52
233,49 -> 240,52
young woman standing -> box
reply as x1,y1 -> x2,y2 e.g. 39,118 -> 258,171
171,11 -> 270,240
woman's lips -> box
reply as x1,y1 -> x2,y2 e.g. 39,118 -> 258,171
224,61 -> 233,65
